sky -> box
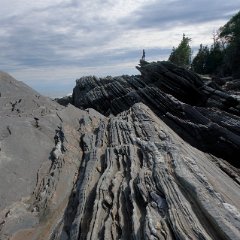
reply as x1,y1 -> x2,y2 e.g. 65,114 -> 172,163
0,0 -> 239,97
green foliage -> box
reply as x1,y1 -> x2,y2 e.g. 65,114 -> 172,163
205,41 -> 224,74
168,12 -> 240,76
191,44 -> 210,74
219,11 -> 240,42
219,11 -> 240,77
192,42 -> 224,75
168,34 -> 192,68
192,11 -> 240,76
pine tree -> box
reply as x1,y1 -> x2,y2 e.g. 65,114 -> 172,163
168,34 -> 192,68
205,41 -> 224,74
191,44 -> 210,74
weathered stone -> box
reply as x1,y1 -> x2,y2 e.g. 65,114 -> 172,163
72,61 -> 240,167
0,66 -> 240,240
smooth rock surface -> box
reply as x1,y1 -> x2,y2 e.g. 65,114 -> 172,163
0,72 -> 85,239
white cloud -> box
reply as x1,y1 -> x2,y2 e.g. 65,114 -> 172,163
0,0 -> 239,96
0,0 -> 64,18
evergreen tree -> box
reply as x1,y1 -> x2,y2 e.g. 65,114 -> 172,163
192,40 -> 224,75
219,11 -> 240,43
205,41 -> 224,74
219,11 -> 240,77
168,34 -> 192,68
191,11 -> 240,76
191,44 -> 210,74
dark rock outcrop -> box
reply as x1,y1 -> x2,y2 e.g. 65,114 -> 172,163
225,79 -> 240,91
55,95 -> 73,107
73,61 -> 240,167
0,64 -> 240,240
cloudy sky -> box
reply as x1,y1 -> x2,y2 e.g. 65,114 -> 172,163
0,0 -> 239,97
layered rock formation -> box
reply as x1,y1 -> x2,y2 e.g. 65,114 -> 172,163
72,61 -> 240,167
0,62 -> 240,240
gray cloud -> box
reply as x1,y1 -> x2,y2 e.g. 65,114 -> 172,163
0,0 -> 239,96
0,2 -> 117,69
125,0 -> 240,29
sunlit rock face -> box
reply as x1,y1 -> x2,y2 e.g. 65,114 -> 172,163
0,63 -> 240,240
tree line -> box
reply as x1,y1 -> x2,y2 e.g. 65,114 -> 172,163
168,11 -> 240,78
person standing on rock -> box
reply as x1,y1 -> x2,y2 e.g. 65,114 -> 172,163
142,49 -> 145,60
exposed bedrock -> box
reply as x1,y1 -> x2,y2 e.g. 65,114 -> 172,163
73,61 -> 240,167
0,66 -> 240,240
51,103 -> 240,240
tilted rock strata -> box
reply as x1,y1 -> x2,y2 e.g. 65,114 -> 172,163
72,61 -> 240,167
0,70 -> 240,239
49,103 -> 240,240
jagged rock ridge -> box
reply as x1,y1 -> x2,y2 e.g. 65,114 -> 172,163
0,63 -> 240,240
73,61 -> 240,167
